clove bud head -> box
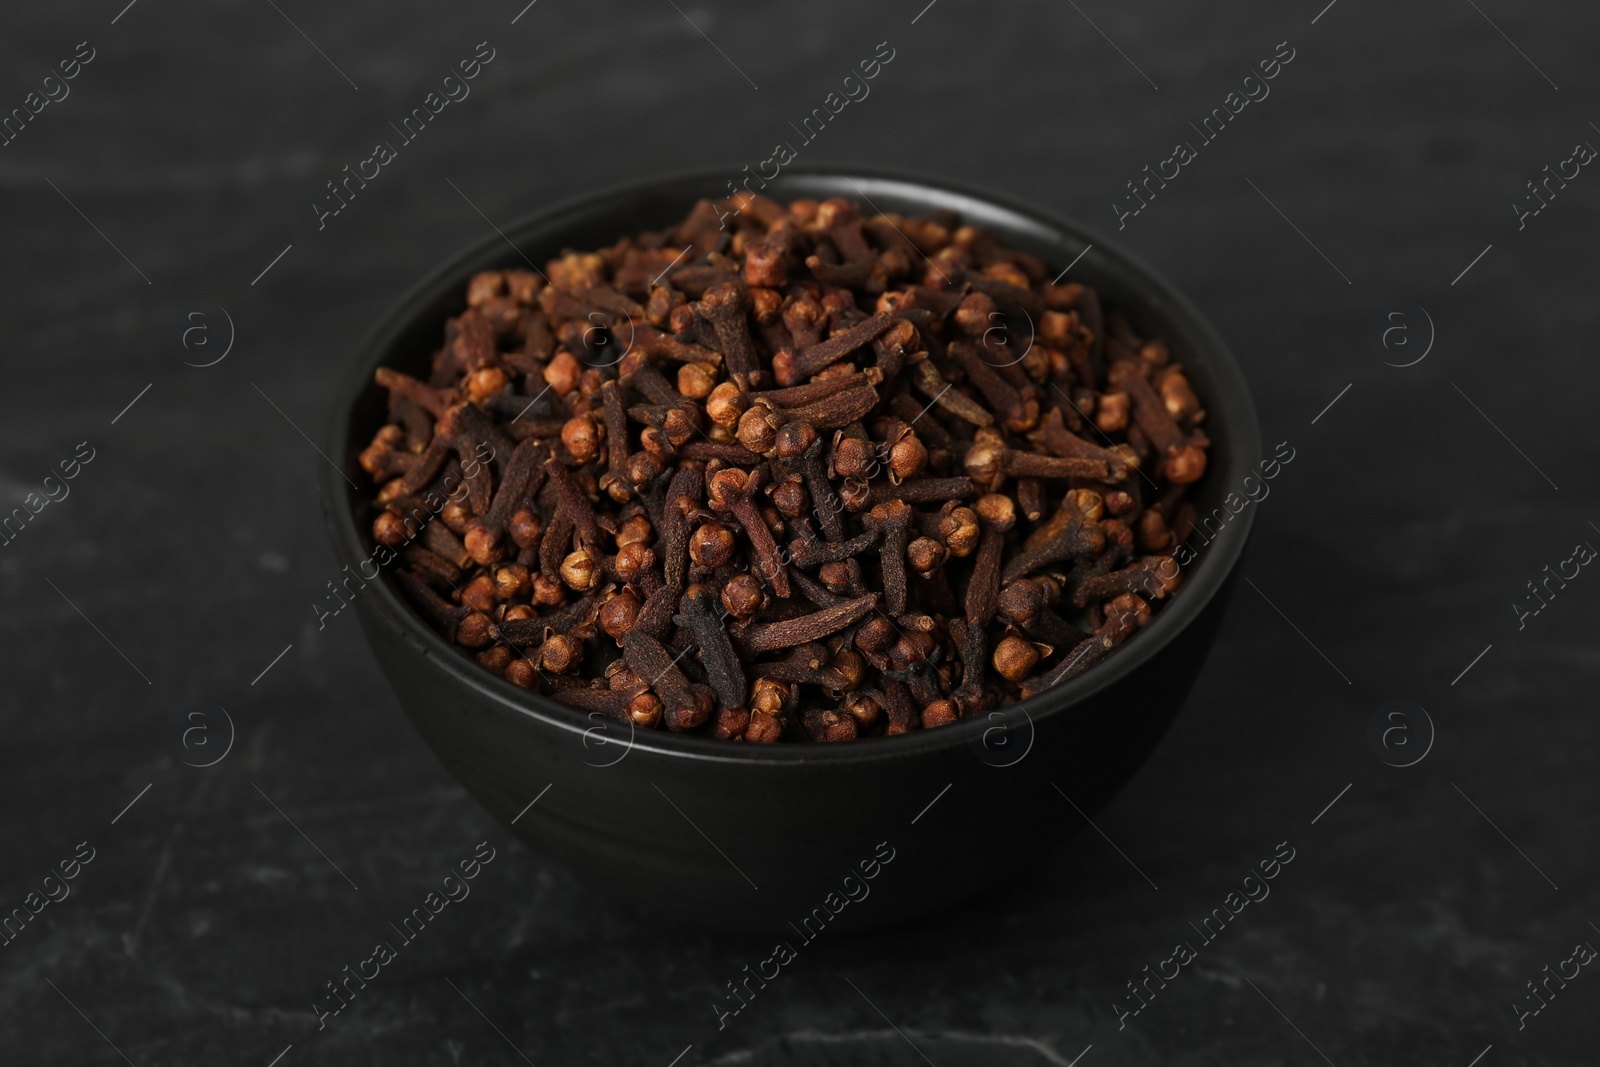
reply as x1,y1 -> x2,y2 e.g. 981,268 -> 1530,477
690,521 -> 737,568
508,508 -> 542,549
997,579 -> 1045,626
888,433 -> 928,483
906,536 -> 948,577
1163,444 -> 1207,484
628,692 -> 663,729
976,493 -> 1017,531
721,573 -> 765,620
613,542 -> 653,582
993,633 -> 1045,682
705,382 -> 747,427
561,416 -> 602,464
922,699 -> 960,728
964,442 -> 1005,485
737,405 -> 779,455
541,634 -> 582,673
560,549 -> 599,592
598,589 -> 641,643
774,419 -> 817,460
939,504 -> 981,557
750,677 -> 789,715
832,436 -> 876,480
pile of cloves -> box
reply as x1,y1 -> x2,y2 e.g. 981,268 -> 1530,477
359,193 -> 1209,742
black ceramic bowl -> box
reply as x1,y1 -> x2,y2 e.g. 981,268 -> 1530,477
319,166 -> 1260,932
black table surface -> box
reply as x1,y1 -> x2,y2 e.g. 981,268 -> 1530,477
3,1 -> 1596,1063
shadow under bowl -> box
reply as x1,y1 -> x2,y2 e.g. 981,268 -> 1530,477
318,165 -> 1261,933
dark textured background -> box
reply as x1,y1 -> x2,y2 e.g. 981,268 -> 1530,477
2,0 -> 1596,1063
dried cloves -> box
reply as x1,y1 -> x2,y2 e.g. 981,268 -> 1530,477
364,195 -> 1210,741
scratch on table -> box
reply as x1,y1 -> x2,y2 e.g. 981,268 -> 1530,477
124,775 -> 214,959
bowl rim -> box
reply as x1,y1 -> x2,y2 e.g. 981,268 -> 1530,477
319,162 -> 1262,767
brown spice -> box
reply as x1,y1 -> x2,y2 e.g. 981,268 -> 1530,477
364,195 -> 1210,741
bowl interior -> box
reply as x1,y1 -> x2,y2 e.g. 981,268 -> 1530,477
322,165 -> 1262,764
